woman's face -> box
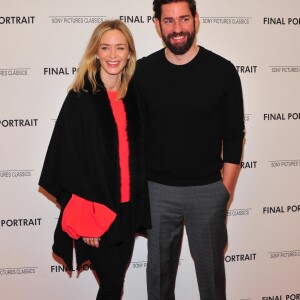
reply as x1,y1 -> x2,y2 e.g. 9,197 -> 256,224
97,29 -> 130,79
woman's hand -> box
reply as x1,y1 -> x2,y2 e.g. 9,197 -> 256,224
82,237 -> 101,248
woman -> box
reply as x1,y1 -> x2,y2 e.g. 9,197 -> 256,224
39,20 -> 150,299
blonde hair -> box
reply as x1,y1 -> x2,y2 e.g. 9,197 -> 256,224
70,20 -> 136,99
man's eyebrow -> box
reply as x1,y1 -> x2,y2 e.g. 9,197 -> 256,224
162,15 -> 191,20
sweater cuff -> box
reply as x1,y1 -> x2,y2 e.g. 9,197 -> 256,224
61,194 -> 117,239
223,137 -> 244,164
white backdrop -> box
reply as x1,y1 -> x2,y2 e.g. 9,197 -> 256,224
1,1 -> 300,299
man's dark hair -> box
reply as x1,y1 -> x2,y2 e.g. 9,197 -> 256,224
153,0 -> 197,20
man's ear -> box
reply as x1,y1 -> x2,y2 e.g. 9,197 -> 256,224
154,18 -> 162,38
195,12 -> 200,33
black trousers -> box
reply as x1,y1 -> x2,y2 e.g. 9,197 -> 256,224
89,203 -> 134,300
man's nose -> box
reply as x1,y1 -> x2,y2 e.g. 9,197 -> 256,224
172,20 -> 182,33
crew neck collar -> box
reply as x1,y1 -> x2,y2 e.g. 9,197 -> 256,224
163,46 -> 202,67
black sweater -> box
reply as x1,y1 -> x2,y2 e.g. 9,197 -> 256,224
135,46 -> 244,186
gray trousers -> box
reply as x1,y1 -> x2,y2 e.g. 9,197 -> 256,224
146,180 -> 229,300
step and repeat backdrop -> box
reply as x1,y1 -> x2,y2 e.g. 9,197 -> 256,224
1,0 -> 300,299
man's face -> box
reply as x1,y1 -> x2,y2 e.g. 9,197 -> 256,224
155,2 -> 198,55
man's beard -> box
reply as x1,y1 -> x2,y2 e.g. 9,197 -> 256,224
161,25 -> 196,55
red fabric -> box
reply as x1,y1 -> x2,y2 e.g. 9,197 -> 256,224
107,90 -> 130,203
62,194 -> 117,239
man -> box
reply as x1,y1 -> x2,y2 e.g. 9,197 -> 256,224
135,0 -> 245,299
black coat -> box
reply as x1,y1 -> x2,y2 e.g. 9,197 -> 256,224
39,74 -> 151,269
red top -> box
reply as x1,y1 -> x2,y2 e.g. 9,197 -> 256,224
107,90 -> 130,203
62,90 -> 130,239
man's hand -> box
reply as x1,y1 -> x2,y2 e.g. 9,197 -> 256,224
222,162 -> 240,196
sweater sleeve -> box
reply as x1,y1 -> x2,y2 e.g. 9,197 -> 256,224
61,194 -> 117,239
222,62 -> 245,164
